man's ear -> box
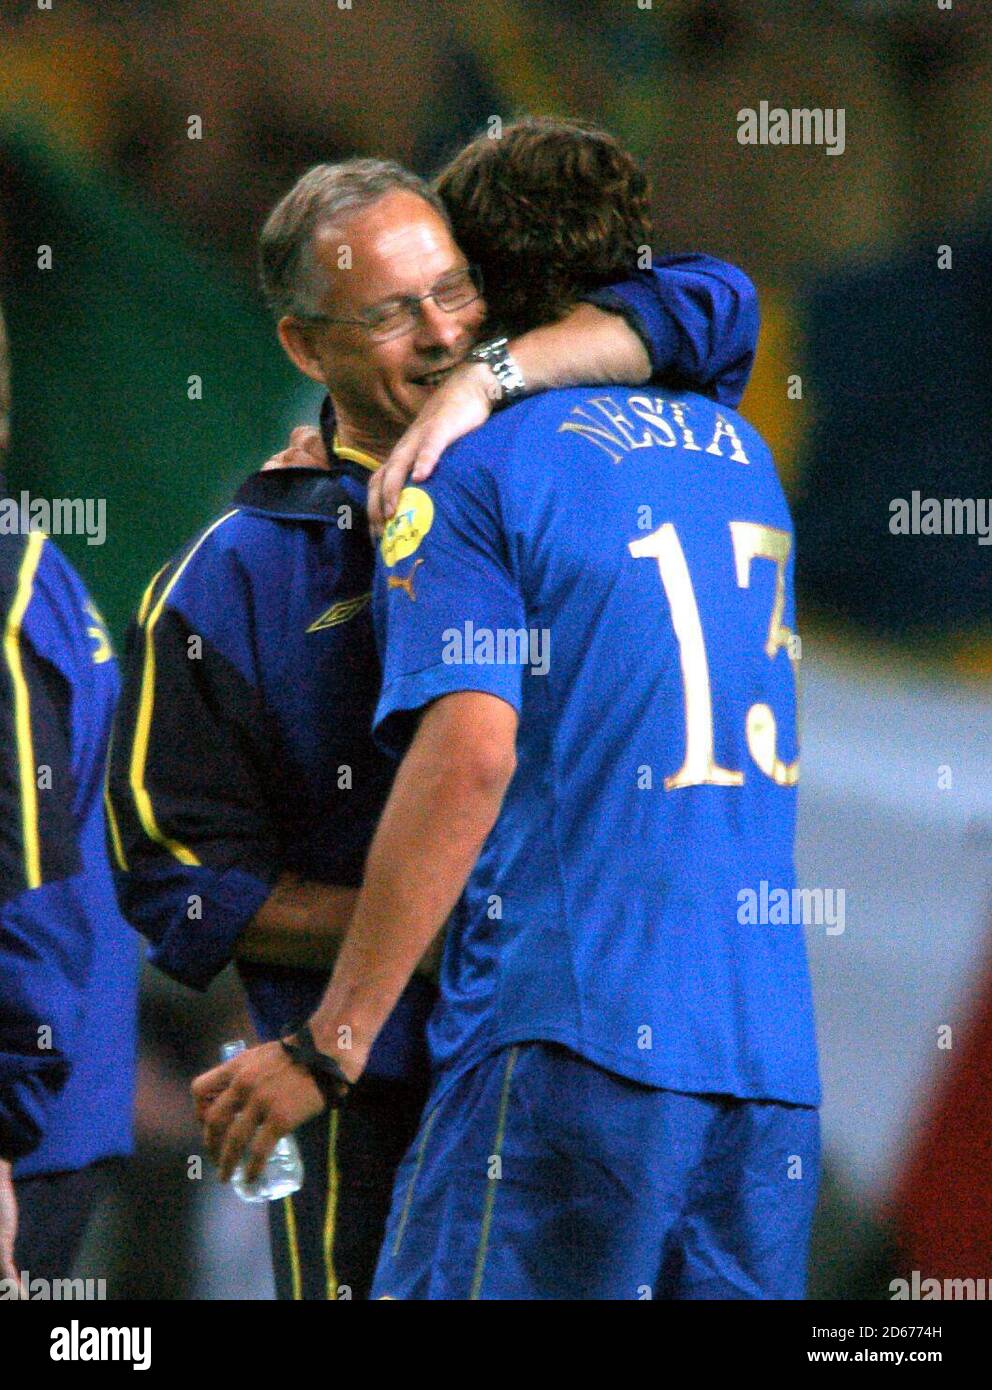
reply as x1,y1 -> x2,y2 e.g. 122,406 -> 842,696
277,317 -> 326,385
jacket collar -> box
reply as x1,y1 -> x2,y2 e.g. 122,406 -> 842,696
319,394 -> 382,481
232,394 -> 385,518
232,467 -> 354,520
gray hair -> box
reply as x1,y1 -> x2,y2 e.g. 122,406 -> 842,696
258,159 -> 450,320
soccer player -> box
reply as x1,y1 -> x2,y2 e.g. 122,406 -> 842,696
195,119 -> 820,1300
161,145 -> 759,1300
0,302 -> 138,1288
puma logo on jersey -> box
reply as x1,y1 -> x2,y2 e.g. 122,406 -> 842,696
307,591 -> 371,632
387,558 -> 424,601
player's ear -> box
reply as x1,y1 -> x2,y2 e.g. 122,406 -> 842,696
277,317 -> 327,386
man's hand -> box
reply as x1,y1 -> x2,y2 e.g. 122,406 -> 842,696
368,361 -> 496,533
0,1159 -> 19,1287
191,1037 -> 360,1184
260,425 -> 330,473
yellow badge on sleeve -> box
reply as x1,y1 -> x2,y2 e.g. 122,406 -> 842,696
380,487 -> 434,568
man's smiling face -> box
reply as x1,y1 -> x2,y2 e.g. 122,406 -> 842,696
282,189 -> 487,454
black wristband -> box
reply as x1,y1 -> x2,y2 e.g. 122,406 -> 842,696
280,1022 -> 352,1109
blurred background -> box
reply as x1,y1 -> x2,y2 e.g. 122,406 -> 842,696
1,0 -> 989,1298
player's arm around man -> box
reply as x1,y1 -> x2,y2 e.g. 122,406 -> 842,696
367,250 -> 758,523
270,248 -> 759,523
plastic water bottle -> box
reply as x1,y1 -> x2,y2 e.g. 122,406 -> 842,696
219,1040 -> 304,1203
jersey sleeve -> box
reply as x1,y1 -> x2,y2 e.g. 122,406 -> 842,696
0,538 -> 89,1160
105,539 -> 278,991
372,471 -> 526,758
580,254 -> 759,407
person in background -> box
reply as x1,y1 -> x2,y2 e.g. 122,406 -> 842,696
0,300 -> 138,1291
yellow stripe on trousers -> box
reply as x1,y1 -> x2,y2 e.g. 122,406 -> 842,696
283,1194 -> 303,1300
391,1102 -> 441,1260
470,1047 -> 519,1300
324,1109 -> 340,1299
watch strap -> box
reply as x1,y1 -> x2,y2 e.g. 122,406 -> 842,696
280,1021 -> 352,1109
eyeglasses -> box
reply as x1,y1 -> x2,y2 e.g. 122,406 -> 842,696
296,264 -> 484,343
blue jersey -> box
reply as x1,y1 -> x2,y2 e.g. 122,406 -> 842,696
372,387 -> 820,1107
0,530 -> 138,1175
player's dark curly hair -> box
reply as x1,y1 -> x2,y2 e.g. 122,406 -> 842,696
434,116 -> 653,338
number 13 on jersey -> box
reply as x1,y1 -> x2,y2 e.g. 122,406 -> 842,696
628,521 -> 800,791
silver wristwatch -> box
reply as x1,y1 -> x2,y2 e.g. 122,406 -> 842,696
467,337 -> 528,409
